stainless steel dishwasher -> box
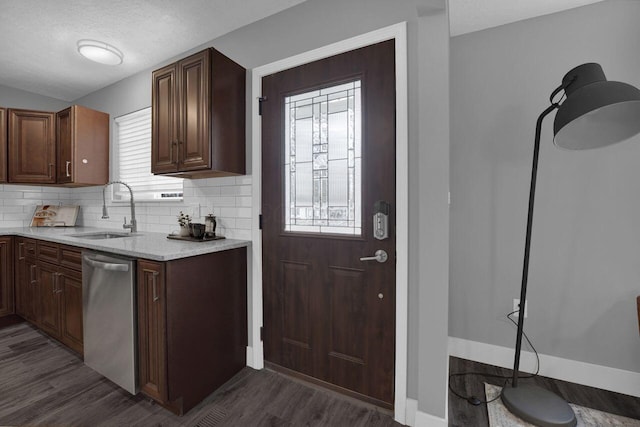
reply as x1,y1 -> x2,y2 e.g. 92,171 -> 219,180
82,250 -> 138,394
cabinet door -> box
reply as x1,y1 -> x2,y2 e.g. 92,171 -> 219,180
0,108 -> 6,183
137,259 -> 168,403
38,261 -> 61,338
8,109 -> 56,183
57,106 -> 109,186
59,266 -> 83,354
15,239 -> 39,323
178,49 -> 211,171
152,63 -> 179,174
56,107 -> 73,184
0,237 -> 14,317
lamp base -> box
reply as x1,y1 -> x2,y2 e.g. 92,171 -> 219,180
501,384 -> 577,427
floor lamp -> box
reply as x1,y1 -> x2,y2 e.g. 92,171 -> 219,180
500,63 -> 640,427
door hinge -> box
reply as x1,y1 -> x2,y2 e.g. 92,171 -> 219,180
258,96 -> 267,115
260,326 -> 264,341
259,214 -> 263,230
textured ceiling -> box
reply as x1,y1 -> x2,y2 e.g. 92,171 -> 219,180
0,0 -> 306,101
0,0 -> 610,102
449,0 -> 608,36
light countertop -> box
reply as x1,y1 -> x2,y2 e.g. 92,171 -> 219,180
0,227 -> 250,261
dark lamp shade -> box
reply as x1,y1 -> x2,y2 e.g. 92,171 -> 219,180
553,64 -> 640,150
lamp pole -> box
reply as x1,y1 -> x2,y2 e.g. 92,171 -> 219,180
511,102 -> 557,387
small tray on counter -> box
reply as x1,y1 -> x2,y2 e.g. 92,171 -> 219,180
167,234 -> 226,242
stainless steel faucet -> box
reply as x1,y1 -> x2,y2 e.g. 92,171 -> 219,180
102,181 -> 137,233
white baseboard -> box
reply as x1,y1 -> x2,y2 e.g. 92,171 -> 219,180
448,337 -> 640,398
405,398 -> 447,427
245,344 -> 264,369
405,398 -> 417,426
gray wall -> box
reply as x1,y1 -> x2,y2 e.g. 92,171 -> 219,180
450,0 -> 640,373
75,0 -> 451,419
0,84 -> 69,111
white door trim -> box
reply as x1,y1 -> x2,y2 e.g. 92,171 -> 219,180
250,22 -> 409,424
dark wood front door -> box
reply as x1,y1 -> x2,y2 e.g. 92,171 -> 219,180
261,40 -> 396,407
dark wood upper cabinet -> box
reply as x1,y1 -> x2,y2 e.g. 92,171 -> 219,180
7,109 -> 56,184
4,105 -> 108,186
56,105 -> 109,186
151,48 -> 246,178
0,108 -> 6,183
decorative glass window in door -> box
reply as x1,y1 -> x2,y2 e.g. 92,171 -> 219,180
284,80 -> 362,235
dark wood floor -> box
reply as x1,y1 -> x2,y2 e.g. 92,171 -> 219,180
448,356 -> 640,426
0,320 -> 400,426
3,318 -> 638,427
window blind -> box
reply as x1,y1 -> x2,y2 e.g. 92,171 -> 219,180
115,107 -> 183,201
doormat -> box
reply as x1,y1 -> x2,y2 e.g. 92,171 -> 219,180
485,383 -> 640,427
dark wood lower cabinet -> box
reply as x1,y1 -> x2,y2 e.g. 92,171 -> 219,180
137,247 -> 248,415
58,266 -> 83,354
12,238 -> 83,355
38,260 -> 61,336
0,237 -> 14,317
15,238 -> 38,323
137,259 -> 168,403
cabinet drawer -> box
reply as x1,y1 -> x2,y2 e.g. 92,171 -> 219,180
60,245 -> 82,271
37,241 -> 60,264
16,238 -> 37,259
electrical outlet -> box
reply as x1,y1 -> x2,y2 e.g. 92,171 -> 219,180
513,299 -> 528,318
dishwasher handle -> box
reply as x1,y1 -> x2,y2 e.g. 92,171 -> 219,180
84,255 -> 130,272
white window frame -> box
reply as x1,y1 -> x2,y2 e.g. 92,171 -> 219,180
112,107 -> 184,203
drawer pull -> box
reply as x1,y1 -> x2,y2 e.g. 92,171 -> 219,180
152,271 -> 159,302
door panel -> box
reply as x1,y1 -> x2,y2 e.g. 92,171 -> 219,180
60,267 -> 83,354
0,108 -> 6,182
38,261 -> 61,338
262,40 -> 396,406
179,50 -> 210,170
56,107 -> 73,184
0,237 -> 14,317
8,109 -> 56,183
280,261 -> 313,375
152,64 -> 179,174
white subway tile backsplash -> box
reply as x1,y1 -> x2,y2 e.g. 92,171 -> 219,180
0,220 -> 25,227
235,196 -> 252,207
0,180 -> 254,236
207,176 -> 237,187
0,206 -> 26,214
23,192 -> 49,200
235,218 -> 252,230
208,196 -> 236,207
7,199 -> 40,206
0,192 -> 26,199
235,175 -> 253,185
10,185 -> 43,193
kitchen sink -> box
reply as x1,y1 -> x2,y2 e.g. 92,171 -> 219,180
70,232 -> 136,240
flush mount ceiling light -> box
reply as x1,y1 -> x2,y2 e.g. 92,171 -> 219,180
77,39 -> 124,65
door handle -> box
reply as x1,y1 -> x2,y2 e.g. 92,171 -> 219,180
152,271 -> 159,302
65,160 -> 71,177
83,256 -> 130,272
360,249 -> 388,263
53,273 -> 63,294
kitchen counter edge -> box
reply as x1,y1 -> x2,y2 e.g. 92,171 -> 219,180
0,227 -> 251,261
